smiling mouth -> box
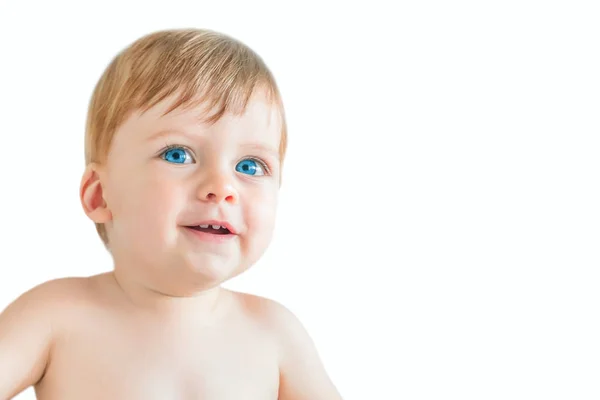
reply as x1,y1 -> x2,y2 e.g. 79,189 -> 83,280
186,224 -> 232,235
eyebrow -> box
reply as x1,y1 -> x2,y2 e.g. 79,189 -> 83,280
146,129 -> 280,160
241,143 -> 280,161
145,129 -> 185,142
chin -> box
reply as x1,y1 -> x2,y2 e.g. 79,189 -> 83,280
180,254 -> 240,284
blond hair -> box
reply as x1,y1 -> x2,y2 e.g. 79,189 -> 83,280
84,28 -> 287,247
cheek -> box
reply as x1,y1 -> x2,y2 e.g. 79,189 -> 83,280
244,185 -> 278,241
110,170 -> 184,236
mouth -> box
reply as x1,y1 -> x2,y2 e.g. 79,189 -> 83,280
183,220 -> 238,236
183,221 -> 237,244
186,224 -> 232,235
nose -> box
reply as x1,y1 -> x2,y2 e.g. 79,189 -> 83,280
197,169 -> 239,204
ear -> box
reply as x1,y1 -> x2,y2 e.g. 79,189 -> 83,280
80,163 -> 112,223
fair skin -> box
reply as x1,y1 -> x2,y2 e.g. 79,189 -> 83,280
0,90 -> 342,399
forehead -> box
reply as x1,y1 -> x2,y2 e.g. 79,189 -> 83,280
117,90 -> 282,148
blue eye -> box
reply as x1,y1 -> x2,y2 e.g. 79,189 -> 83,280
161,147 -> 193,164
235,159 -> 265,176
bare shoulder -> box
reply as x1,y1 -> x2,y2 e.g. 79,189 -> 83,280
1,275 -> 96,320
0,275 -> 99,336
225,290 -> 312,354
0,275 -> 96,399
226,290 -> 342,399
1,274 -> 108,345
226,290 -> 300,333
227,290 -> 288,317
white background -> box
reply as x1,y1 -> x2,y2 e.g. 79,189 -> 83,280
0,1 -> 599,399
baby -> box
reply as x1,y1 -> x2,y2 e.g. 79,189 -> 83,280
0,28 -> 341,399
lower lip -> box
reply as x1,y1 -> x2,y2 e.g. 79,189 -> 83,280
183,227 -> 237,243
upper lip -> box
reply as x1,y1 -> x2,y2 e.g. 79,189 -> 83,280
185,220 -> 238,235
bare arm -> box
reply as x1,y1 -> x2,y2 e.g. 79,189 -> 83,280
273,303 -> 342,400
0,284 -> 54,399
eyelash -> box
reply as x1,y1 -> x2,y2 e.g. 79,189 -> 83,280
158,143 -> 272,175
159,142 -> 195,161
242,157 -> 271,175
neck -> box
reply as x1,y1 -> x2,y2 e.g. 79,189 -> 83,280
108,267 -> 227,325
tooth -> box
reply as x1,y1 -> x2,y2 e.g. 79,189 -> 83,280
199,224 -> 209,228
211,225 -> 221,230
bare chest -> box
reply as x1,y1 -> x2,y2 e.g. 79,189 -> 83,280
35,317 -> 280,400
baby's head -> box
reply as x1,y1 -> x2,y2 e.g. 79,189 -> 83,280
80,28 -> 287,295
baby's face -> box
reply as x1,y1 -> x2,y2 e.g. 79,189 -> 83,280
101,90 -> 282,295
